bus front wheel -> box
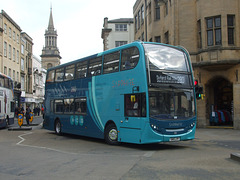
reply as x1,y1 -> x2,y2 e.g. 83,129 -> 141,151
105,123 -> 119,145
55,120 -> 62,135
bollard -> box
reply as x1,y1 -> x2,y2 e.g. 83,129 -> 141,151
18,113 -> 23,127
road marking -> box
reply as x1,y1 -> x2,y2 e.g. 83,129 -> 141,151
143,151 -> 155,157
16,132 -> 153,158
16,132 -> 78,155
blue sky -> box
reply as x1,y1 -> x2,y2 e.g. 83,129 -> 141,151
1,0 -> 136,64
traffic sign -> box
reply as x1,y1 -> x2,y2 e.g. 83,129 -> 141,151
18,113 -> 23,127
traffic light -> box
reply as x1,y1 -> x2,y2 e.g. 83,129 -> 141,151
194,80 -> 204,100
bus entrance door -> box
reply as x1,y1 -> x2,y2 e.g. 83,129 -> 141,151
119,93 -> 146,143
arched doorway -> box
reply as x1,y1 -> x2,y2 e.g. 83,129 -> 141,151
207,77 -> 233,127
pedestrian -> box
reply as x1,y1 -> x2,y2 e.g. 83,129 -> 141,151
37,106 -> 40,116
25,106 -> 31,126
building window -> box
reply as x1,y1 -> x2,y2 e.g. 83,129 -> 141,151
164,1 -> 168,16
4,42 -> 7,57
148,2 -> 152,24
227,15 -> 235,45
8,68 -> 11,78
21,75 -> 25,90
21,58 -> 24,71
4,24 -> 7,34
13,70 -> 15,81
206,16 -> 221,46
17,34 -> 19,43
155,36 -> 161,43
138,10 -> 141,29
141,5 -> 144,24
135,15 -> 138,32
4,67 -> 7,75
13,31 -> 16,41
9,45 -> 11,59
9,27 -> 12,38
164,31 -> 169,44
17,72 -> 19,82
155,1 -> 160,20
115,24 -> 127,31
47,63 -> 53,69
115,41 -> 127,47
197,20 -> 202,48
141,32 -> 144,41
17,50 -> 19,63
13,48 -> 16,61
21,44 -> 24,54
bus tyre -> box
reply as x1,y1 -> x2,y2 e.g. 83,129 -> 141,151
55,120 -> 62,135
105,123 -> 119,145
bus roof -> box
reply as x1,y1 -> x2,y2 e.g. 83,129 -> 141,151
47,41 -> 188,72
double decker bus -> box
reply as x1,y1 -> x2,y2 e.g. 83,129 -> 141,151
43,42 -> 196,144
0,73 -> 15,128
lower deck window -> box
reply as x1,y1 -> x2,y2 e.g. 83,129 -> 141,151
53,97 -> 87,115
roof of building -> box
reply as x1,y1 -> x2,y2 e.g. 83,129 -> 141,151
1,10 -> 22,31
108,18 -> 133,24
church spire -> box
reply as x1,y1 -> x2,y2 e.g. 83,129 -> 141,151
48,6 -> 54,30
41,5 -> 61,70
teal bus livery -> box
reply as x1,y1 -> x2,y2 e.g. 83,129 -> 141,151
43,41 -> 196,145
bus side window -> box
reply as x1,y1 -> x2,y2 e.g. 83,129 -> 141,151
11,102 -> 15,112
64,64 -> 75,81
46,70 -> 55,83
121,47 -> 140,71
50,100 -> 54,113
76,61 -> 88,79
75,97 -> 87,115
124,93 -> 146,117
88,57 -> 102,77
55,68 -> 64,82
64,98 -> 74,113
103,51 -> 120,74
54,100 -> 64,114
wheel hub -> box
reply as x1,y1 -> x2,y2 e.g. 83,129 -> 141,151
109,129 -> 117,141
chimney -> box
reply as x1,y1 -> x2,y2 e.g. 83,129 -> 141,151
103,17 -> 108,29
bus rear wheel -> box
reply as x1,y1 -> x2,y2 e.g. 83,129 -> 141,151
55,120 -> 62,135
105,123 -> 119,145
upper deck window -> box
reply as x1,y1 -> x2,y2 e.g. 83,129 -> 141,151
103,51 -> 120,74
46,70 -> 55,83
144,44 -> 189,72
64,64 -> 75,81
88,57 -> 102,76
76,61 -> 88,79
55,68 -> 64,82
121,47 -> 140,71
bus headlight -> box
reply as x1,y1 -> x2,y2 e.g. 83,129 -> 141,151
190,122 -> 195,128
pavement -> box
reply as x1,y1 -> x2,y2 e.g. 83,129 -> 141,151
7,116 -> 240,163
8,115 -> 44,130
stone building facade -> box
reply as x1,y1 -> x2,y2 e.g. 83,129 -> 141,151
0,10 -> 22,107
133,0 -> 240,129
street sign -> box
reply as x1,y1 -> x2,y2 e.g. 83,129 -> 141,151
30,112 -> 33,122
18,114 -> 23,127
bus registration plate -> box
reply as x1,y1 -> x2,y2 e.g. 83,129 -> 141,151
169,137 -> 180,142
